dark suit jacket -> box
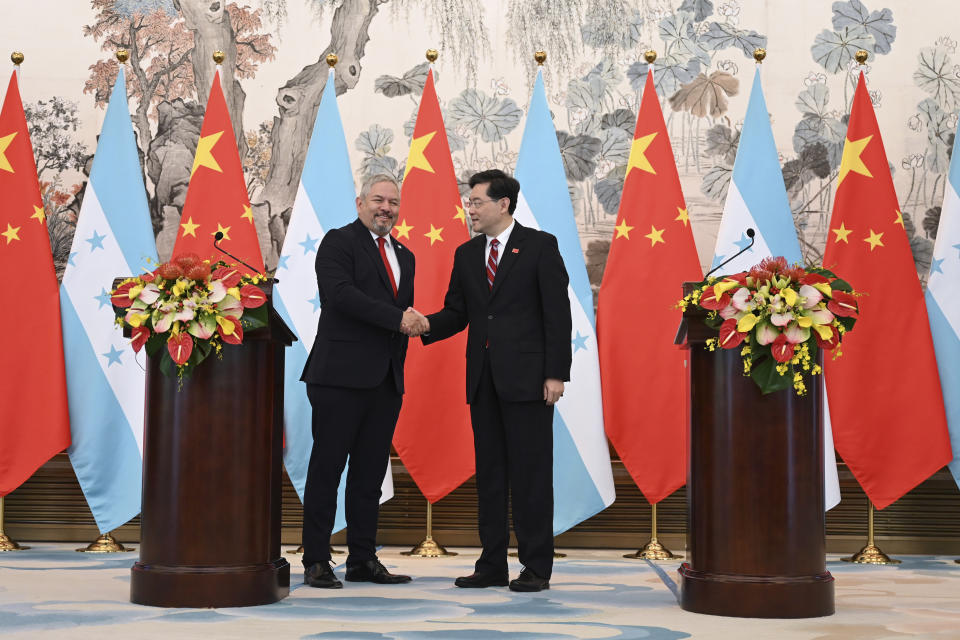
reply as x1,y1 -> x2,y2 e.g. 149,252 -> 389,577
301,218 -> 415,393
424,221 -> 571,403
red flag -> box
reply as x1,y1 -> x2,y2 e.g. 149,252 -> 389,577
171,70 -> 263,274
824,73 -> 951,509
391,69 -> 474,502
0,70 -> 70,495
596,70 -> 702,504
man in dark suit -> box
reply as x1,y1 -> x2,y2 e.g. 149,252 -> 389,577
418,169 -> 571,592
300,174 -> 427,589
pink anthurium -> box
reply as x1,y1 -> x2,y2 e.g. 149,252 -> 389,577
217,294 -> 243,319
719,304 -> 739,320
784,321 -> 811,344
138,283 -> 161,305
187,315 -> 216,340
731,287 -> 753,311
770,311 -> 794,327
754,320 -> 779,345
799,284 -> 823,308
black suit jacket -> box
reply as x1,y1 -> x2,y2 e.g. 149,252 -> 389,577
301,218 -> 415,393
424,221 -> 571,403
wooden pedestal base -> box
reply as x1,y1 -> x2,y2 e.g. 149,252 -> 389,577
131,558 -> 290,608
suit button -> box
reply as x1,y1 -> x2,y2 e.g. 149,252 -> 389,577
487,314 -> 493,320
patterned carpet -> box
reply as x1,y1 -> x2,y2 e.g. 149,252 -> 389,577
1,545 -> 959,639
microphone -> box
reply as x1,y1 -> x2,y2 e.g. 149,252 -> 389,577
213,231 -> 262,274
704,228 -> 755,278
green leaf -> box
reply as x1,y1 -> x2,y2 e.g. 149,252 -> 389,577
750,356 -> 792,394
144,333 -> 165,357
830,278 -> 853,292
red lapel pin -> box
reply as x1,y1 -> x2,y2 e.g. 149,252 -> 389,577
512,248 -> 519,253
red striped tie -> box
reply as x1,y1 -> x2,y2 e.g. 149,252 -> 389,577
486,238 -> 499,290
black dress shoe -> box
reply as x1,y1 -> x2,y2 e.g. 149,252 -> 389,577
304,562 -> 342,589
454,571 -> 509,588
509,568 -> 549,592
344,559 -> 412,584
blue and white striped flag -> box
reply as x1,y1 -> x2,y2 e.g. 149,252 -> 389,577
514,69 -> 615,534
274,68 -> 392,533
60,67 -> 157,533
926,121 -> 960,489
710,67 -> 840,510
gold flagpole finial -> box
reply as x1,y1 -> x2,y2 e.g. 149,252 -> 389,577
426,49 -> 438,63
534,50 -> 547,66
116,49 -> 129,64
644,50 -> 657,64
753,48 -> 766,63
213,50 -> 226,65
326,53 -> 338,67
855,49 -> 869,65
11,52 -> 24,66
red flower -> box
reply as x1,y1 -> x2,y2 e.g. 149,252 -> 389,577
131,326 -> 150,353
699,288 -> 731,310
217,318 -> 244,345
167,332 -> 194,365
140,271 -> 156,283
800,273 -> 830,286
157,262 -> 183,281
186,264 -> 210,281
827,290 -> 859,318
718,318 -> 745,349
212,266 -> 243,289
239,284 -> 267,308
174,253 -> 202,271
815,325 -> 840,351
771,334 -> 795,363
110,282 -> 136,308
783,266 -> 806,281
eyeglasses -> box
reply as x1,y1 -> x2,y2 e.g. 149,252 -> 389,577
467,197 -> 502,209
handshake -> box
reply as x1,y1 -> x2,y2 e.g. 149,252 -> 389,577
400,307 -> 430,337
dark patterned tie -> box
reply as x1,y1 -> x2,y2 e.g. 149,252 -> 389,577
486,238 -> 499,290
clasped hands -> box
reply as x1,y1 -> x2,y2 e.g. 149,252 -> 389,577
400,307 -> 430,336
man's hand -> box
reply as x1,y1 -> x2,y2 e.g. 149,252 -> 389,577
400,307 -> 430,336
543,378 -> 564,406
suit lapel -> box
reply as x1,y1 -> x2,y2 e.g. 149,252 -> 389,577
489,221 -> 526,299
352,219 -> 395,297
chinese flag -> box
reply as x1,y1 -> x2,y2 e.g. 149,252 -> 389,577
0,70 -> 70,495
391,69 -> 474,501
596,70 -> 702,504
824,73 -> 951,509
171,70 -> 263,274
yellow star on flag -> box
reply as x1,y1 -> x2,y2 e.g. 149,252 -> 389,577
180,217 -> 200,238
837,135 -> 873,186
645,225 -> 665,246
394,219 -> 413,239
0,131 -> 17,173
213,223 -> 232,241
403,131 -> 436,179
894,210 -> 904,226
626,132 -> 657,177
30,204 -> 46,224
675,207 -> 689,226
2,223 -> 21,244
453,205 -> 466,225
424,223 -> 444,245
832,222 -> 852,244
864,229 -> 884,251
614,219 -> 634,239
241,204 -> 254,224
191,131 -> 224,176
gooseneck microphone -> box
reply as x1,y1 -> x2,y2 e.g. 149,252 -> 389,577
703,228 -> 755,278
213,231 -> 262,274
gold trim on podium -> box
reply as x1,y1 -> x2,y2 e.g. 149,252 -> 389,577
76,532 -> 133,553
402,500 -> 457,557
624,503 -> 681,561
842,502 -> 900,565
0,496 -> 30,551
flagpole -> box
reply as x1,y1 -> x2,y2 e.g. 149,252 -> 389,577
402,498 -> 458,557
0,495 -> 30,551
76,530 -> 133,553
624,502 -> 681,560
842,501 -> 900,564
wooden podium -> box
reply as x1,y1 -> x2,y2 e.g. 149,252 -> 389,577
130,286 -> 295,608
675,301 -> 834,618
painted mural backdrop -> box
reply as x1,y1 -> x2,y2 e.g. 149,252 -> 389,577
3,0 -> 959,301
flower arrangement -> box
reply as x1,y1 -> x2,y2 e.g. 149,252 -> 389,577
678,257 -> 860,396
110,253 -> 268,380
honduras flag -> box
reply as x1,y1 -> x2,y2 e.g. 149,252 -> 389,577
710,67 -> 840,510
60,67 -> 158,533
926,120 -> 960,488
514,69 -> 616,534
274,68 -> 392,533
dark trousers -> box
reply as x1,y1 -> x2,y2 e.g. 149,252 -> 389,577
301,372 -> 402,569
471,352 -> 555,579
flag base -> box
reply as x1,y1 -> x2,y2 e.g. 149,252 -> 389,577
0,534 -> 29,551
401,536 -> 458,557
624,538 -> 681,561
76,533 -> 133,553
841,543 -> 901,565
